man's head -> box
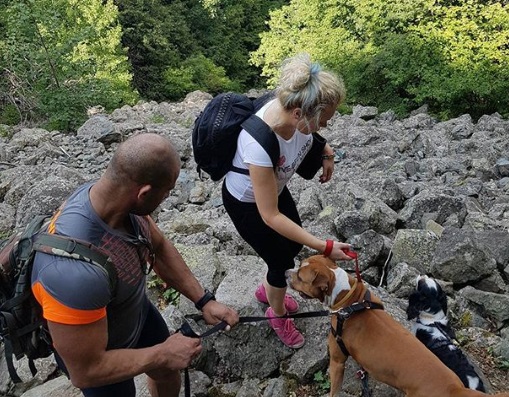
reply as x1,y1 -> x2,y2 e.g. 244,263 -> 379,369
105,133 -> 181,215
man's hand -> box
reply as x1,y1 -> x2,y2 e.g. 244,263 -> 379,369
201,300 -> 239,331
158,332 -> 202,370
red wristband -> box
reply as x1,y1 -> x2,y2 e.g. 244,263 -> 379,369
323,240 -> 334,257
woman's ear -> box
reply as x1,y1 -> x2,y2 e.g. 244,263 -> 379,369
292,108 -> 302,120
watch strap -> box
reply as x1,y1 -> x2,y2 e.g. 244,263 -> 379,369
194,289 -> 216,311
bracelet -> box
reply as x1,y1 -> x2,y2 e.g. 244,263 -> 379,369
323,239 -> 334,257
322,153 -> 335,160
194,289 -> 216,311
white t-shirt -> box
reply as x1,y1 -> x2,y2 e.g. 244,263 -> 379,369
225,99 -> 313,202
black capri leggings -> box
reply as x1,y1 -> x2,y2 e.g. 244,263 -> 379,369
222,182 -> 303,288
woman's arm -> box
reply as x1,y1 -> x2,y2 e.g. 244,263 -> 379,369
249,164 -> 351,260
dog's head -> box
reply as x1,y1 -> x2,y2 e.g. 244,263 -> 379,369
285,255 -> 349,304
406,275 -> 448,321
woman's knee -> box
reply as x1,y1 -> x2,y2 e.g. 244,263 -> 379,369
267,269 -> 289,288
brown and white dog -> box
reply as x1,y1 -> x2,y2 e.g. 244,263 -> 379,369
285,255 -> 509,397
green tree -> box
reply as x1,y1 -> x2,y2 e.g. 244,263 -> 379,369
196,0 -> 287,89
1,0 -> 137,130
163,53 -> 237,98
252,0 -> 509,119
115,0 -> 286,101
114,0 -> 199,101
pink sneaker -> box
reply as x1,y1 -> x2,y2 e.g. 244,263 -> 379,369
255,284 -> 299,313
265,307 -> 305,349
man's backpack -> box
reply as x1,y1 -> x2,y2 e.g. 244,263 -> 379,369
0,215 -> 116,383
192,91 -> 280,181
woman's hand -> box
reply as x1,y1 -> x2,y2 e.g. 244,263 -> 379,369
325,241 -> 354,261
319,144 -> 335,183
319,158 -> 334,183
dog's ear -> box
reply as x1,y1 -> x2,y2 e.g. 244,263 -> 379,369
407,291 -> 426,320
437,284 -> 448,315
314,272 -> 335,302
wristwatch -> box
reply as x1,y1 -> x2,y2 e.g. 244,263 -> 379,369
194,289 -> 216,311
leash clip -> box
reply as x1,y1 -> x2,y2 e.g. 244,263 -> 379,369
362,300 -> 373,309
335,308 -> 352,319
356,369 -> 367,379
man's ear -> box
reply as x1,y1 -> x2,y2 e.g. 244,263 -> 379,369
137,184 -> 152,200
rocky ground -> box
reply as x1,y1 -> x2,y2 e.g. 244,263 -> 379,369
1,91 -> 509,396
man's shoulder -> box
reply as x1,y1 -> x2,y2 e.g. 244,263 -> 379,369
32,253 -> 111,309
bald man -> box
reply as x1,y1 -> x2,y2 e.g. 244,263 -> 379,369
32,133 -> 238,397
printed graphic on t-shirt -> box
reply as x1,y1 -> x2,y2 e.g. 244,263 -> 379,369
100,233 -> 145,286
99,218 -> 151,287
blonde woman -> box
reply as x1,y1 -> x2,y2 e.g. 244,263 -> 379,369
222,53 -> 352,348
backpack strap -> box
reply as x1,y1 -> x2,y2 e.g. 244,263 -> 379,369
0,306 -> 45,382
33,233 -> 117,293
234,115 -> 279,175
1,220 -> 117,384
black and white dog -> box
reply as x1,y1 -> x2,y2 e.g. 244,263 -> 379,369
406,275 -> 486,392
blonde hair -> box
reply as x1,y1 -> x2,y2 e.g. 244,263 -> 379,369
276,53 -> 346,122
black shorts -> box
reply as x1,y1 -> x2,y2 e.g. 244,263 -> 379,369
222,182 -> 303,288
54,302 -> 170,397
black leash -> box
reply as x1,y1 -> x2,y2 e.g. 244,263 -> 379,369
178,310 -> 330,397
356,368 -> 372,397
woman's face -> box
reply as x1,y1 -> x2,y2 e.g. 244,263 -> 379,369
297,102 -> 338,134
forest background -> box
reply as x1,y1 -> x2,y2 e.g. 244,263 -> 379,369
0,0 -> 508,132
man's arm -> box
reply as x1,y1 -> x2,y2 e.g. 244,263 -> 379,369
48,317 -> 201,389
147,216 -> 238,327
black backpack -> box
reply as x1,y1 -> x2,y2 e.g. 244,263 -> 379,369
0,215 -> 116,383
192,91 -> 280,181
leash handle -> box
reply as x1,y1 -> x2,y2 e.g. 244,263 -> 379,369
342,248 -> 362,282
179,320 -> 228,397
341,247 -> 358,259
178,320 -> 228,339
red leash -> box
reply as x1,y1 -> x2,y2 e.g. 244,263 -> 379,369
342,248 -> 362,282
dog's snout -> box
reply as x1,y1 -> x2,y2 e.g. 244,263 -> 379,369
285,269 -> 298,288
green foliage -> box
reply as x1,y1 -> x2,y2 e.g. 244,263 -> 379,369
0,229 -> 12,240
252,0 -> 509,119
163,54 -> 238,99
313,370 -> 331,392
2,0 -> 284,111
0,103 -> 21,125
147,276 -> 181,306
114,0 -> 198,101
486,346 -> 509,370
457,310 -> 473,328
196,0 -> 286,89
0,125 -> 12,139
1,0 -> 138,131
149,114 -> 166,124
498,359 -> 509,370
114,0 -> 285,101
